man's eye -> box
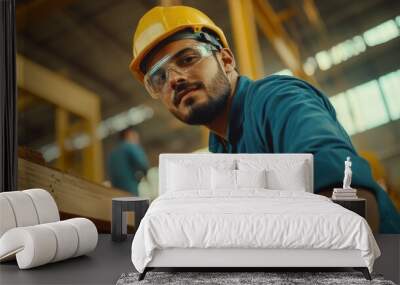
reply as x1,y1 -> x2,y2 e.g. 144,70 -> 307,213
151,70 -> 166,86
177,55 -> 199,66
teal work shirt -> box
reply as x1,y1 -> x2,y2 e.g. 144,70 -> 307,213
209,75 -> 400,233
107,142 -> 149,195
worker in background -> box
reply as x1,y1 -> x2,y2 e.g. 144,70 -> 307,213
128,6 -> 400,233
107,127 -> 149,196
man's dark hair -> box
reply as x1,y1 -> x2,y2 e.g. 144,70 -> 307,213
119,126 -> 138,140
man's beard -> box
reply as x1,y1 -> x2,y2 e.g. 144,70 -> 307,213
173,66 -> 231,125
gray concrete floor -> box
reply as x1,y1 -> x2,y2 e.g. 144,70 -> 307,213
0,234 -> 398,285
0,234 -> 135,285
373,234 -> 400,284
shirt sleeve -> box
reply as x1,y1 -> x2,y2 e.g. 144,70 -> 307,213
254,77 -> 400,232
258,77 -> 370,189
255,77 -> 358,183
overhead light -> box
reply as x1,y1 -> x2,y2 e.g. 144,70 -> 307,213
315,51 -> 332,70
363,20 -> 399,47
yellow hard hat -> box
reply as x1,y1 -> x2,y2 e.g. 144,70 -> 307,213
129,5 -> 229,83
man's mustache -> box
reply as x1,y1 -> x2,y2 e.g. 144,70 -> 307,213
173,82 -> 204,106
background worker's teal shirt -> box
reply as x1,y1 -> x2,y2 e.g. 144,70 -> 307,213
107,142 -> 149,195
209,75 -> 400,233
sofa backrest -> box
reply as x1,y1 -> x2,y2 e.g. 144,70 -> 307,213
0,189 -> 60,238
159,153 -> 313,195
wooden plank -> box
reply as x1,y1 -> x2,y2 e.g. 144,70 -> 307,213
18,158 -> 134,223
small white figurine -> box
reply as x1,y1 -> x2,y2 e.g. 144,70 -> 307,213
343,156 -> 352,189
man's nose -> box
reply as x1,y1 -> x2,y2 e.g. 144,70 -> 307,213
168,68 -> 187,90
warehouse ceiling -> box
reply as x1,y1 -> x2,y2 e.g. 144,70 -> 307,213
16,0 -> 400,166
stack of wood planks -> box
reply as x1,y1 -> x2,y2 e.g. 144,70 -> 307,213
17,151 -> 136,233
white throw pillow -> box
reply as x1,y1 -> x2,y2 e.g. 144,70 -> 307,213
238,159 -> 308,191
266,165 -> 307,191
167,162 -> 211,191
236,169 -> 267,188
166,159 -> 236,192
211,168 -> 236,190
211,169 -> 267,190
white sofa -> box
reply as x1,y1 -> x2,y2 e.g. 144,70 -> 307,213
0,189 -> 98,269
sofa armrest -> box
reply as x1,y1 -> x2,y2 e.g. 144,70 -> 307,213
0,218 -> 98,269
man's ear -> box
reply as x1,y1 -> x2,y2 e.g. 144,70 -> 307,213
220,48 -> 236,73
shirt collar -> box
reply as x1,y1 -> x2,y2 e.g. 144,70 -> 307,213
225,75 -> 251,143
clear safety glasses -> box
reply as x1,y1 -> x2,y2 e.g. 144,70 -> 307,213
143,44 -> 218,99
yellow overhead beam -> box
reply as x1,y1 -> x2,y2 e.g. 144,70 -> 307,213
17,88 -> 42,112
253,0 -> 300,70
16,54 -> 104,183
16,54 -> 100,121
277,8 -> 296,23
303,0 -> 326,33
16,0 -> 77,31
227,0 -> 264,80
253,0 -> 317,85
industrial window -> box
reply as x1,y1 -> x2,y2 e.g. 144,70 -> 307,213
304,15 -> 399,75
329,93 -> 357,135
329,36 -> 366,65
379,70 -> 400,120
346,80 -> 390,132
363,20 -> 400,47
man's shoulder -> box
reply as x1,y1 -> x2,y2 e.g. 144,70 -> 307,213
243,75 -> 302,110
249,75 -> 315,99
246,75 -> 326,110
252,74 -> 299,86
